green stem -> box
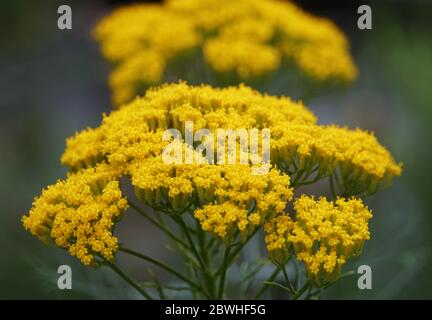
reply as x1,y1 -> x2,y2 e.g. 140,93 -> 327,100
148,269 -> 166,299
172,215 -> 206,269
217,246 -> 231,299
233,263 -> 264,289
218,227 -> 260,275
278,262 -> 296,295
172,215 -> 216,298
297,174 -> 329,186
129,201 -> 189,250
329,174 -> 337,199
292,259 -> 300,289
104,260 -> 153,300
253,268 -> 281,299
206,237 -> 216,251
262,281 -> 293,293
119,247 -> 206,297
305,287 -> 319,300
293,280 -> 311,300
196,219 -> 210,266
291,170 -> 305,187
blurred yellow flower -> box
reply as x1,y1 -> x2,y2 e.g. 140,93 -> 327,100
93,0 -> 358,105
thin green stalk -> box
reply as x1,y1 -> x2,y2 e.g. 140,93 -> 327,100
253,268 -> 281,299
153,279 -> 166,299
297,173 -> 329,186
306,283 -> 313,298
292,259 -> 300,289
329,174 -> 337,199
162,212 -> 215,298
172,215 -> 206,270
104,260 -> 153,300
119,246 -> 207,297
206,237 -> 216,251
219,227 -> 260,275
291,170 -> 305,187
305,286 -> 318,300
196,219 -> 209,265
305,272 -> 355,299
334,166 -> 343,187
129,201 -> 189,249
293,280 -> 311,300
148,268 -> 166,299
217,246 -> 231,299
177,216 -> 210,268
277,262 -> 296,295
171,215 -> 216,298
233,263 -> 264,289
263,281 -> 293,293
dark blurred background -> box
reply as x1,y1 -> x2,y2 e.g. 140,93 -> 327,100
1,0 -> 431,299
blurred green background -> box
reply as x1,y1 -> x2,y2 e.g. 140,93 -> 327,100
1,0 -> 431,299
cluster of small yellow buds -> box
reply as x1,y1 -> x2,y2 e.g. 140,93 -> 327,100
93,0 -> 357,105
265,195 -> 373,286
264,214 -> 294,264
22,164 -> 127,265
23,83 -> 400,270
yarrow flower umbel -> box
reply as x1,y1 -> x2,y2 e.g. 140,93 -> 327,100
22,83 -> 401,297
265,195 -> 372,286
93,0 -> 358,105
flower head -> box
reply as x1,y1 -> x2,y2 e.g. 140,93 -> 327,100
22,164 -> 127,265
93,0 -> 357,105
271,195 -> 373,286
23,83 -> 400,266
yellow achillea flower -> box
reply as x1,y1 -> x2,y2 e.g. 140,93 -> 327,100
60,127 -> 105,171
266,195 -> 372,286
264,214 -> 294,263
203,39 -> 281,79
22,164 -> 127,265
61,82 -> 317,173
271,124 -> 402,194
93,0 -> 357,105
23,83 -> 400,266
61,83 -> 400,193
109,50 -> 166,106
130,148 -> 293,240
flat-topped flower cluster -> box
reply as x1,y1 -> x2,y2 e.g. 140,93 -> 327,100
93,0 -> 358,105
22,83 -> 401,283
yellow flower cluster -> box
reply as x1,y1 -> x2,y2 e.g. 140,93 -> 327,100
22,164 -> 127,265
60,83 -> 400,195
204,39 -> 281,79
93,0 -> 357,105
192,166 -> 292,240
264,214 -> 294,263
69,83 -> 400,190
61,82 -> 316,173
265,195 -> 372,285
271,124 -> 402,193
130,154 -> 292,240
292,196 -> 372,285
23,83 -> 400,266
